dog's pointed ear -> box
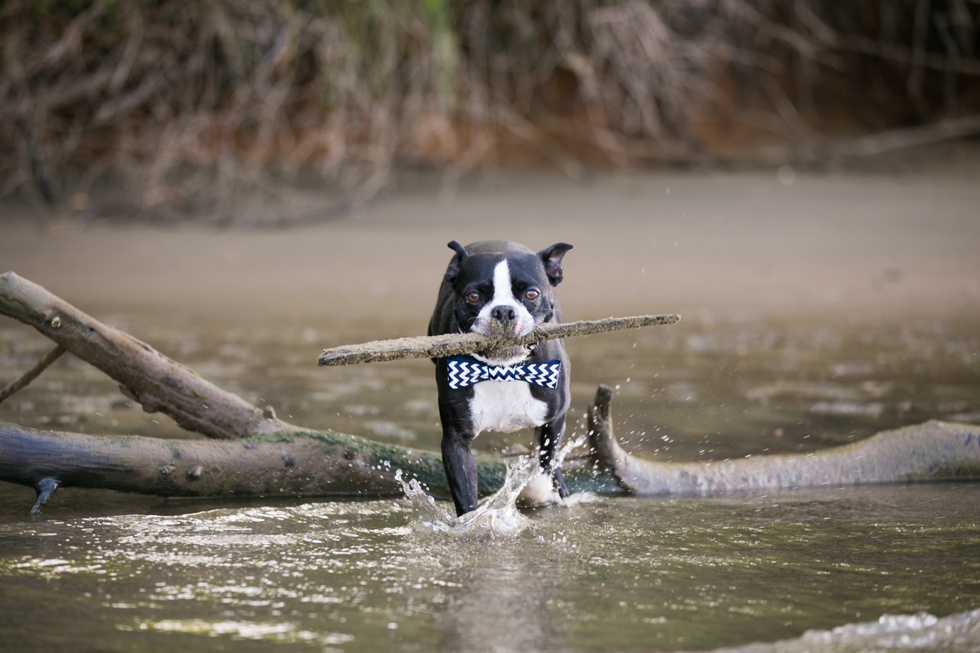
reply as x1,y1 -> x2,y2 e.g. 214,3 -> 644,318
445,240 -> 472,285
538,242 -> 573,286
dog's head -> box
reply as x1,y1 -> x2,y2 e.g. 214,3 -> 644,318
443,240 -> 573,338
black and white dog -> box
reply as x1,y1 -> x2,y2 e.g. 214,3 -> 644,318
428,240 -> 574,516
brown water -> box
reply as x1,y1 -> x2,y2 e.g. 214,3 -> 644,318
1,312 -> 979,652
1,169 -> 980,651
1,488 -> 979,652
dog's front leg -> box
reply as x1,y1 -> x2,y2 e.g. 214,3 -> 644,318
536,415 -> 570,498
441,429 -> 479,516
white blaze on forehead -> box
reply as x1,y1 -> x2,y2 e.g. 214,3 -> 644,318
473,259 -> 535,339
492,259 -> 518,304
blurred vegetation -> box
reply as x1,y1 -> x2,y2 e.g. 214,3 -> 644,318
2,0 -> 979,221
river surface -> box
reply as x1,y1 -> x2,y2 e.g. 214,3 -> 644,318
1,312 -> 979,652
1,169 -> 980,651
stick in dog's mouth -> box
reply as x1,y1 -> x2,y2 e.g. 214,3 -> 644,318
317,313 -> 680,367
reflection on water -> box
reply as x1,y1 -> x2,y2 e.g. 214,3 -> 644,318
1,312 -> 979,651
0,487 -> 978,652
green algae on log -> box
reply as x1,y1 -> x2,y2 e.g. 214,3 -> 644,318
0,420 -> 595,515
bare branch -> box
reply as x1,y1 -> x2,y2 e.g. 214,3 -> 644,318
829,114 -> 980,158
0,420 -> 451,510
0,271 -> 299,439
0,345 -> 65,405
1,383 -> 976,516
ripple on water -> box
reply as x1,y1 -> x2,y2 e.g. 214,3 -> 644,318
717,608 -> 980,653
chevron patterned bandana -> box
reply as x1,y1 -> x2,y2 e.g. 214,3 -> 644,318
446,356 -> 561,390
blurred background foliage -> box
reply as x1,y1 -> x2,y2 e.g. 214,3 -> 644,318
2,0 -> 979,222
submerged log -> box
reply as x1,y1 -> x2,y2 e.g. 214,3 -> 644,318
3,387 -> 979,516
0,421 -> 498,515
0,419 -> 621,515
586,385 -> 980,495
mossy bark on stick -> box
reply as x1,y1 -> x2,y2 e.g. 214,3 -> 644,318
317,313 -> 681,366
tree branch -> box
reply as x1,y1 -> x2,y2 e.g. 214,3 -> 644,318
586,385 -> 980,495
0,271 -> 299,439
0,345 -> 65,405
0,420 -> 617,515
0,421 -> 457,511
2,385 -> 978,516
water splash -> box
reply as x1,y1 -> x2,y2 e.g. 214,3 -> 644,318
395,457 -> 534,537
394,433 -> 591,537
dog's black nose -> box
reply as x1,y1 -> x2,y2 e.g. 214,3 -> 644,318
491,305 -> 517,324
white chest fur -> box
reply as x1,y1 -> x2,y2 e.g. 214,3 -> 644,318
469,380 -> 549,434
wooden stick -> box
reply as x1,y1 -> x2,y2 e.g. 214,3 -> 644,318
317,313 -> 681,366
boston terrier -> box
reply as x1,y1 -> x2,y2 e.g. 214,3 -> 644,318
428,240 -> 574,516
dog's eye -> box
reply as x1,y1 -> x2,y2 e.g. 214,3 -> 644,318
524,289 -> 540,301
466,291 -> 481,303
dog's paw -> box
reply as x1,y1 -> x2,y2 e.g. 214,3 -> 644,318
516,472 -> 562,508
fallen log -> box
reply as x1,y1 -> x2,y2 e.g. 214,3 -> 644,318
586,385 -> 980,495
0,415 -> 623,515
317,313 -> 681,366
0,271 -> 299,439
0,421 -> 509,516
3,386 -> 979,516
